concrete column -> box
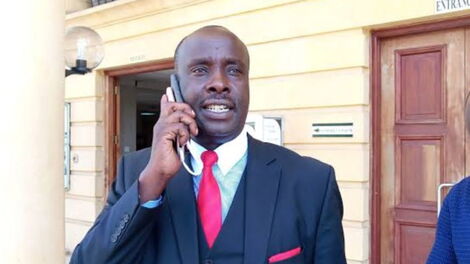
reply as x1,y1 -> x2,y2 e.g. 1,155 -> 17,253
0,1 -> 65,263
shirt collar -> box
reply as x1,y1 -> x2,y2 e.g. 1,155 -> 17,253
187,128 -> 248,176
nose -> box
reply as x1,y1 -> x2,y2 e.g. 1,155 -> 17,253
206,68 -> 230,94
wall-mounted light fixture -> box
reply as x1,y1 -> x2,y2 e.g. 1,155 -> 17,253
63,26 -> 105,191
65,26 -> 104,77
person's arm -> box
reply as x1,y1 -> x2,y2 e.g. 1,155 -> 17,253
426,192 -> 457,263
70,155 -> 161,264
314,166 -> 347,264
70,94 -> 197,263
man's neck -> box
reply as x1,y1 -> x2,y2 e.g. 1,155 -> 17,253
192,133 -> 240,150
188,129 -> 248,176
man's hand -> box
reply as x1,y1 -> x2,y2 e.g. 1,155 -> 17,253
138,93 -> 198,203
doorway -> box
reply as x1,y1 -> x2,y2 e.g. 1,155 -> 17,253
104,59 -> 174,190
371,17 -> 470,263
119,70 -> 173,154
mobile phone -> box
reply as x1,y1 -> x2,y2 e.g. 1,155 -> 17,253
166,74 -> 201,176
169,74 -> 184,103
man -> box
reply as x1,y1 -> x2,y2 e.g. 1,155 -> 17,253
71,25 -> 346,264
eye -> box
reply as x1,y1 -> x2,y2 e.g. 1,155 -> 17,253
191,66 -> 208,75
227,66 -> 242,76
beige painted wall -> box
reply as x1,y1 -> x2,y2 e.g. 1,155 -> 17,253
65,0 -> 470,262
64,72 -> 106,263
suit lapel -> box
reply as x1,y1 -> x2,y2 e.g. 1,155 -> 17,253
244,136 -> 281,264
166,165 -> 199,264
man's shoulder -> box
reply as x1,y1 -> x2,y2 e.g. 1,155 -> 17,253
122,147 -> 152,164
442,176 -> 470,217
449,177 -> 470,200
118,147 -> 152,182
251,139 -> 336,199
251,138 -> 332,175
457,176 -> 470,188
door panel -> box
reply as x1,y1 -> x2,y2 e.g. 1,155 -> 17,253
398,137 -> 441,207
395,45 -> 446,124
380,28 -> 466,264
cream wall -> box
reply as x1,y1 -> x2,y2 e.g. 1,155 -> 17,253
65,0 -> 470,262
64,72 -> 106,262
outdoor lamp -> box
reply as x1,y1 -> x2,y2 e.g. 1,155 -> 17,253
65,26 -> 104,77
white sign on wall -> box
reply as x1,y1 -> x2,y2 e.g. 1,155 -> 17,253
245,114 -> 283,146
64,102 -> 71,191
436,0 -> 470,13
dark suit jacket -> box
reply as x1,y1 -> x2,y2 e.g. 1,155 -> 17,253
71,136 -> 346,264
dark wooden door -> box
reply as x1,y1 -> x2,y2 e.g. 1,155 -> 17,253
379,28 -> 468,263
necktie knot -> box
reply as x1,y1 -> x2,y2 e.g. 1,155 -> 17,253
201,150 -> 218,167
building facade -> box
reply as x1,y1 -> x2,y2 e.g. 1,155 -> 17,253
65,0 -> 470,263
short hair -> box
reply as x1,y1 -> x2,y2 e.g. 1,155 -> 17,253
173,25 -> 249,72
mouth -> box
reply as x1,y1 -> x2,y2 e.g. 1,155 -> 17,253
200,100 -> 235,119
204,104 -> 230,113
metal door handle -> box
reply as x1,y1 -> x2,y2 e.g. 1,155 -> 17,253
437,183 -> 456,216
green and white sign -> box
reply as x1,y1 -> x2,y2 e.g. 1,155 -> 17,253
312,123 -> 353,137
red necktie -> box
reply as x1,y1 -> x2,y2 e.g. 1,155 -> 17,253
197,150 -> 222,248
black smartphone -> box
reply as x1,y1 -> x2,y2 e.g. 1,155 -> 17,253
170,74 -> 184,103
168,74 -> 201,176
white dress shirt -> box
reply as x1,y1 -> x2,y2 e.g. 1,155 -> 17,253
188,128 -> 248,222
141,128 -> 249,223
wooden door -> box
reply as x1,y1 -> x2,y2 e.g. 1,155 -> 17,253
104,76 -> 120,190
379,28 -> 468,263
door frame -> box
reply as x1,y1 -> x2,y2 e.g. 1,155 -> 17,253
371,15 -> 470,263
103,59 -> 174,193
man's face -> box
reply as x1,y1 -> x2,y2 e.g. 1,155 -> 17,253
176,29 -> 250,147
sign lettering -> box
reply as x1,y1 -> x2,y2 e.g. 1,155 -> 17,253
436,0 -> 470,13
